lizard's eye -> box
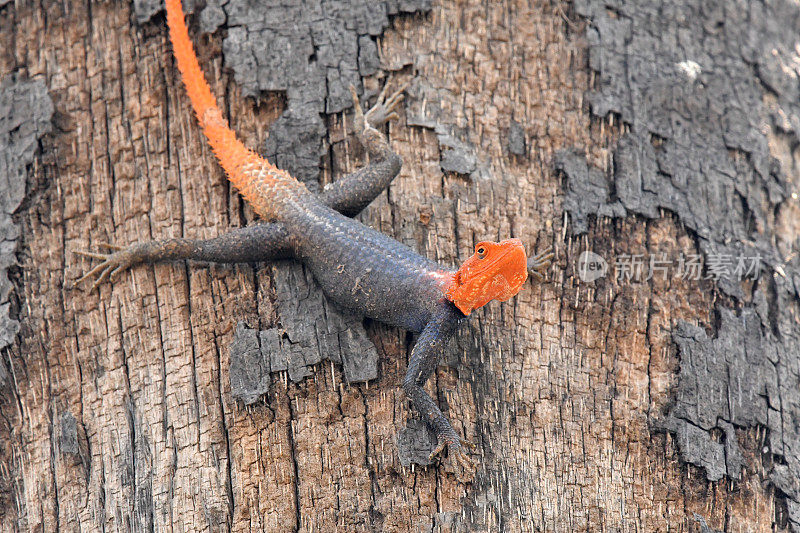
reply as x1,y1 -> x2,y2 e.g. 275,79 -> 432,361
476,246 -> 486,258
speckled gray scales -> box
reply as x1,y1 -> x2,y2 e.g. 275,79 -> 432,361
81,0 -> 550,469
81,88 -> 453,335
78,84 -> 535,468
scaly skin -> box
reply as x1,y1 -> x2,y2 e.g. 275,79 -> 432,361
76,0 -> 554,471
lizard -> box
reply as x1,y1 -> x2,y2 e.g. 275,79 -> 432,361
76,0 -> 554,470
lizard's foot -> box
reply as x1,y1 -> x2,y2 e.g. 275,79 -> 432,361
430,435 -> 477,472
528,246 -> 554,281
348,82 -> 408,133
364,81 -> 408,129
74,243 -> 141,291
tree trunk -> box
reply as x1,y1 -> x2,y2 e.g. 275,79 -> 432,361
1,0 -> 798,531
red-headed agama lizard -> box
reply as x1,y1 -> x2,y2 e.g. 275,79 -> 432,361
76,0 -> 554,470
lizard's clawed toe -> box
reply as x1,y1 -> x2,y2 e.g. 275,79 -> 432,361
74,250 -> 111,261
429,439 -> 447,462
452,447 -> 476,472
383,81 -> 409,111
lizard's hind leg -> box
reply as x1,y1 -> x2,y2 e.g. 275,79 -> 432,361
320,84 -> 407,217
75,222 -> 293,290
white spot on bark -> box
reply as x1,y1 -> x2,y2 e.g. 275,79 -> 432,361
676,60 -> 702,80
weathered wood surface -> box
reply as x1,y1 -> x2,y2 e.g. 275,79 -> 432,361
1,0 -> 798,531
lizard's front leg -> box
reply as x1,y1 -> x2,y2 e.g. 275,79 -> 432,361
402,302 -> 475,471
528,246 -> 554,281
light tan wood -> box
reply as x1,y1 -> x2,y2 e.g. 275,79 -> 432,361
0,0 -> 786,531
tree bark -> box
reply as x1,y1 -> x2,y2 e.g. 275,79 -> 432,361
1,0 -> 798,532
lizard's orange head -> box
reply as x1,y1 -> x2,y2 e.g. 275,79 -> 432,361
445,239 -> 528,315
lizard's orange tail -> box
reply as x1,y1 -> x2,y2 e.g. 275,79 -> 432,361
165,0 -> 305,219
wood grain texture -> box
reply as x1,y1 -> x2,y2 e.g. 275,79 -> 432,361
0,0 -> 796,531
